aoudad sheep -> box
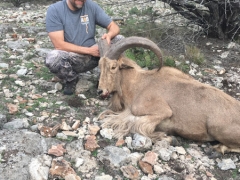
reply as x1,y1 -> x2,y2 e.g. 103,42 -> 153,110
97,36 -> 240,154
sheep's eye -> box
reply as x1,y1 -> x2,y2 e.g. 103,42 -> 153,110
111,63 -> 117,70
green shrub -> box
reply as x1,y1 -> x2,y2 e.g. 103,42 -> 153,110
177,63 -> 190,73
129,6 -> 154,16
125,47 -> 160,69
164,56 -> 176,67
163,55 -> 190,73
129,7 -> 141,15
142,7 -> 154,16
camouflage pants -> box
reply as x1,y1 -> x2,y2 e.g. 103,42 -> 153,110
45,35 -> 124,82
45,50 -> 99,82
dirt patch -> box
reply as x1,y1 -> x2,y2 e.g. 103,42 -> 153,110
66,96 -> 84,107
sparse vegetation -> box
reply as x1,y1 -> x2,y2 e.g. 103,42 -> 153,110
232,169 -> 239,179
65,136 -> 75,142
35,66 -> 54,80
182,142 -> 190,149
128,7 -> 141,15
105,6 -> 114,16
185,45 -> 205,65
91,150 -> 98,157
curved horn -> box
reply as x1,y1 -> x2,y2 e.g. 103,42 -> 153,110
98,38 -> 110,57
105,36 -> 163,68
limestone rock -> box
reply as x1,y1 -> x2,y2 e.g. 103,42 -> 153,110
84,135 -> 99,151
142,151 -> 158,165
138,160 -> 153,175
48,144 -> 66,157
120,165 -> 140,180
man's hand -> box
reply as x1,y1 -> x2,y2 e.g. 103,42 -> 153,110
101,33 -> 112,44
88,45 -> 100,57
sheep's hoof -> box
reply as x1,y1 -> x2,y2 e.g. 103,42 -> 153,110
208,151 -> 222,159
170,136 -> 180,146
205,147 -> 222,159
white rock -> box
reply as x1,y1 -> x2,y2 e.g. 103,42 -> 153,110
227,42 -> 237,49
47,90 -> 57,94
56,133 -> 68,140
39,102 -> 48,108
206,42 -> 212,46
15,80 -> 26,86
77,128 -> 86,139
16,68 -> 27,76
187,148 -> 203,159
75,158 -> 84,168
55,101 -> 63,105
25,112 -> 34,117
131,133 -> 152,150
100,128 -> 114,139
218,159 -> 236,170
170,152 -> 178,160
125,136 -> 133,149
154,164 -> 165,174
0,74 -> 7,79
128,152 -> 143,166
175,146 -> 186,155
3,89 -> 14,98
0,63 -> 9,69
95,174 -> 113,180
54,82 -> 62,91
29,154 -> 52,180
84,117 -> 91,123
158,148 -> 172,161
179,155 -> 185,161
219,51 -> 229,59
78,94 -> 87,99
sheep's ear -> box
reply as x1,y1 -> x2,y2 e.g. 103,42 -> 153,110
119,63 -> 133,69
118,57 -> 134,69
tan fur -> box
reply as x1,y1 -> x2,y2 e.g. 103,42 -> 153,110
98,56 -> 240,154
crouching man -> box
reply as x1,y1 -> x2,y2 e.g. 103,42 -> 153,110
45,0 -> 122,95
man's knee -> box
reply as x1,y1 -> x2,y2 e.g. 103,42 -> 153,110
45,50 -> 63,66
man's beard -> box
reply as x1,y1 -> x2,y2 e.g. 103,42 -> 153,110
70,0 -> 85,10
73,4 -> 83,9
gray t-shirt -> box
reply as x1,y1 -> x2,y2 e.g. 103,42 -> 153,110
46,0 -> 112,47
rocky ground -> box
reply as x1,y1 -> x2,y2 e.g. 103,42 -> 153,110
0,0 -> 240,180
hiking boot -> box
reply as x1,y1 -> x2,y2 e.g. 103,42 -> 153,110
63,78 -> 79,95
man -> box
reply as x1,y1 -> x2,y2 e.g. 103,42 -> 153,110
45,0 -> 121,95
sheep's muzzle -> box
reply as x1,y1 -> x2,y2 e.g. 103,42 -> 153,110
97,89 -> 110,99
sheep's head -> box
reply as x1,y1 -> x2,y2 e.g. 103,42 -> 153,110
98,57 -> 122,98
97,36 -> 163,98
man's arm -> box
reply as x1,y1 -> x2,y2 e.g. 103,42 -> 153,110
48,30 -> 100,57
101,21 -> 120,44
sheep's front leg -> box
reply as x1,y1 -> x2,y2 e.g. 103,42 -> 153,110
130,95 -> 173,142
100,96 -> 173,142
